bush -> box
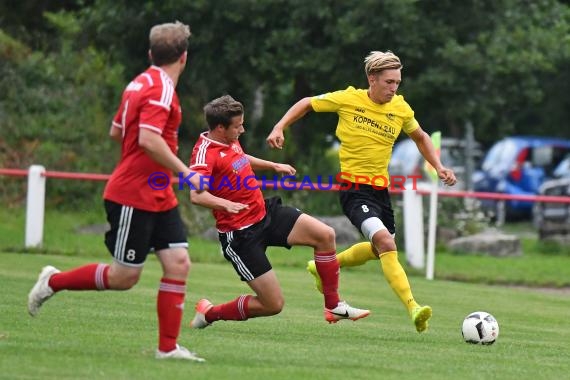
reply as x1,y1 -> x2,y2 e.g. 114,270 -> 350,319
0,13 -> 124,209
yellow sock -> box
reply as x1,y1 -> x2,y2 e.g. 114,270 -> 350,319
336,242 -> 377,267
379,251 -> 419,314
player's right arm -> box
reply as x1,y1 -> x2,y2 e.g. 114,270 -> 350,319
190,189 -> 248,214
138,128 -> 198,186
267,97 -> 313,149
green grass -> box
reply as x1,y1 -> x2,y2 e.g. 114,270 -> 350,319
1,252 -> 569,380
424,250 -> 570,287
2,207 -> 570,288
2,207 -> 570,379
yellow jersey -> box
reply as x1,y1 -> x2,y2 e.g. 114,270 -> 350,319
311,86 -> 419,181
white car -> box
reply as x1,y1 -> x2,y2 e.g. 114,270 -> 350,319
389,137 -> 483,190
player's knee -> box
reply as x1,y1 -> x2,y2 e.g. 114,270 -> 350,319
372,231 -> 397,253
110,271 -> 141,290
318,224 -> 336,246
264,297 -> 285,316
175,254 -> 191,275
270,299 -> 285,315
162,250 -> 191,277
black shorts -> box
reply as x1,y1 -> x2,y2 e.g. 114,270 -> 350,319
339,184 -> 396,235
218,196 -> 302,281
104,200 -> 188,267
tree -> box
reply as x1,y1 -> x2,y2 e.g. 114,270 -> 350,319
76,0 -> 570,147
409,0 -> 570,143
2,0 -> 569,212
0,11 -> 124,207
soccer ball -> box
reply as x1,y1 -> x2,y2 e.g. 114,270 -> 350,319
461,311 -> 499,345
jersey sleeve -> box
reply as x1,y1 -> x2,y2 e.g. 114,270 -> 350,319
403,117 -> 420,134
189,139 -> 215,176
400,97 -> 420,134
310,87 -> 353,113
111,92 -> 127,130
138,81 -> 174,135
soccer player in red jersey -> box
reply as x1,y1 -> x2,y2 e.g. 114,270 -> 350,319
27,21 -> 206,361
187,95 -> 370,329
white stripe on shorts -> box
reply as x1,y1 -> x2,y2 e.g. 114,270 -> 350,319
114,206 -> 133,262
169,242 -> 189,248
224,231 -> 254,281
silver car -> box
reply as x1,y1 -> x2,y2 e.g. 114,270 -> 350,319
533,156 -> 570,239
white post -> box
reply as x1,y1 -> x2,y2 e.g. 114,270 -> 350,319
403,186 -> 425,269
426,181 -> 439,280
25,165 -> 46,248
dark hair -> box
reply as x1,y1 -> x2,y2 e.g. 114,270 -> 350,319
149,21 -> 191,66
203,95 -> 244,130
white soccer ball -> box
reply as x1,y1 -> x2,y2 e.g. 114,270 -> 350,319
461,311 -> 499,345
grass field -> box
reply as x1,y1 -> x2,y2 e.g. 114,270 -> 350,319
2,206 -> 570,288
1,252 -> 570,380
1,206 -> 570,379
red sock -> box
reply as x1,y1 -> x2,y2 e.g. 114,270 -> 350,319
206,295 -> 251,323
157,278 -> 186,353
314,251 -> 340,309
48,263 -> 109,292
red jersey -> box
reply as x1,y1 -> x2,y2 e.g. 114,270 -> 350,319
189,132 -> 266,232
104,66 -> 182,212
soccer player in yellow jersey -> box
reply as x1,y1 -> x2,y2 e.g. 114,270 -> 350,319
266,50 -> 457,333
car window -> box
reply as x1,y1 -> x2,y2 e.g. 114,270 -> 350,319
553,156 -> 570,178
531,146 -> 570,176
482,140 -> 518,173
531,146 -> 553,167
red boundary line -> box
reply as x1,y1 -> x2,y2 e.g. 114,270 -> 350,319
1,168 -> 569,203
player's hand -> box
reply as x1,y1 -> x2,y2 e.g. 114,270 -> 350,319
224,201 -> 249,214
438,167 -> 457,186
274,163 -> 296,176
266,128 -> 285,149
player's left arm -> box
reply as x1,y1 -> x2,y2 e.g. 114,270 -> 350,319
245,154 -> 296,175
190,189 -> 249,213
408,127 -> 457,186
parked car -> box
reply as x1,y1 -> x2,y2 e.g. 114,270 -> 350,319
472,136 -> 570,222
532,155 -> 570,238
389,137 -> 483,189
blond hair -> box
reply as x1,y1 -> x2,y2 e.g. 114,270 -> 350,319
149,21 -> 191,66
364,51 -> 402,76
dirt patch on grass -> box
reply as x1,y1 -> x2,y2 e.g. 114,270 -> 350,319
503,285 -> 570,296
